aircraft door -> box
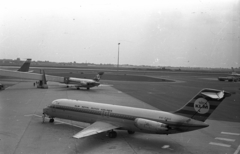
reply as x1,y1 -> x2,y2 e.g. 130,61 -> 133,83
101,110 -> 111,117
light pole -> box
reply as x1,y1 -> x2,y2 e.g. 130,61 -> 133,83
117,43 -> 120,70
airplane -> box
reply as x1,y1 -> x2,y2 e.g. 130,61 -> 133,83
0,62 -> 104,90
63,72 -> 104,90
218,67 -> 240,82
42,88 -> 231,138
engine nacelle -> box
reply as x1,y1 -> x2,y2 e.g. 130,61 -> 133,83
134,118 -> 168,132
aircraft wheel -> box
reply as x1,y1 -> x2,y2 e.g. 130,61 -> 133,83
49,118 -> 54,123
108,131 -> 117,138
128,130 -> 135,134
67,85 -> 69,88
87,87 -> 90,90
77,87 -> 80,90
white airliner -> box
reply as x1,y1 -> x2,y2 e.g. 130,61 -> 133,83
218,67 -> 240,82
42,88 -> 231,138
63,72 -> 104,90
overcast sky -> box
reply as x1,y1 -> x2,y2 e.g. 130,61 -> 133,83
0,0 -> 239,68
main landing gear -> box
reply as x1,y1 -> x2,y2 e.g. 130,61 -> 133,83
107,130 -> 135,138
107,130 -> 117,138
128,130 -> 135,134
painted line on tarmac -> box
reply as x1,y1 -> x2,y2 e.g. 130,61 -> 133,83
215,137 -> 235,142
200,78 -> 218,81
221,132 -> 240,136
209,142 -> 231,147
234,145 -> 240,154
100,84 -> 112,87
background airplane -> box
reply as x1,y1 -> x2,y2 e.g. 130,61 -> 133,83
0,62 -> 104,90
17,59 -> 32,72
42,88 -> 231,138
218,67 -> 240,82
0,59 -> 31,90
63,72 -> 104,90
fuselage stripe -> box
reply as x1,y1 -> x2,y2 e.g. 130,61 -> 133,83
50,105 -> 136,121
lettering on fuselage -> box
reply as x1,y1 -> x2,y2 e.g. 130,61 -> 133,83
194,98 -> 209,114
74,105 -> 112,113
101,109 -> 112,112
159,116 -> 171,121
91,107 -> 99,111
82,106 -> 89,109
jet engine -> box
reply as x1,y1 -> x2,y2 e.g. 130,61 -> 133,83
134,118 -> 169,132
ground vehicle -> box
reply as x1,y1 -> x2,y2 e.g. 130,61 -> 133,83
218,76 -> 239,82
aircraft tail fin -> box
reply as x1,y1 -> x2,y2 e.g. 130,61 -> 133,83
231,67 -> 238,75
18,59 -> 31,72
93,72 -> 104,82
174,88 -> 231,122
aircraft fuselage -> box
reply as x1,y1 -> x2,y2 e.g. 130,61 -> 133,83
43,99 -> 208,135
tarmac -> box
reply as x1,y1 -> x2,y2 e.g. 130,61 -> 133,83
0,70 -> 239,154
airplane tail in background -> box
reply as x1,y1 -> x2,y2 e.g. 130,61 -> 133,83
174,88 -> 231,122
93,72 -> 104,82
17,59 -> 31,72
231,67 -> 238,75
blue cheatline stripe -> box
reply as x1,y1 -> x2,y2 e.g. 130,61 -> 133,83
175,110 -> 211,117
50,105 -> 136,121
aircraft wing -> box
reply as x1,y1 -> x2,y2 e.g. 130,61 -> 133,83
73,121 -> 119,139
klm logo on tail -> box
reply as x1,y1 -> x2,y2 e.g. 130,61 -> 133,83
93,72 -> 104,82
96,74 -> 100,81
194,98 -> 209,114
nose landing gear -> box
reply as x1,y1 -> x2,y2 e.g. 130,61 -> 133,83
42,113 -> 46,123
42,113 -> 54,123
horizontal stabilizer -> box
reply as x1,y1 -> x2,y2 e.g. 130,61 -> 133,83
201,91 -> 224,99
